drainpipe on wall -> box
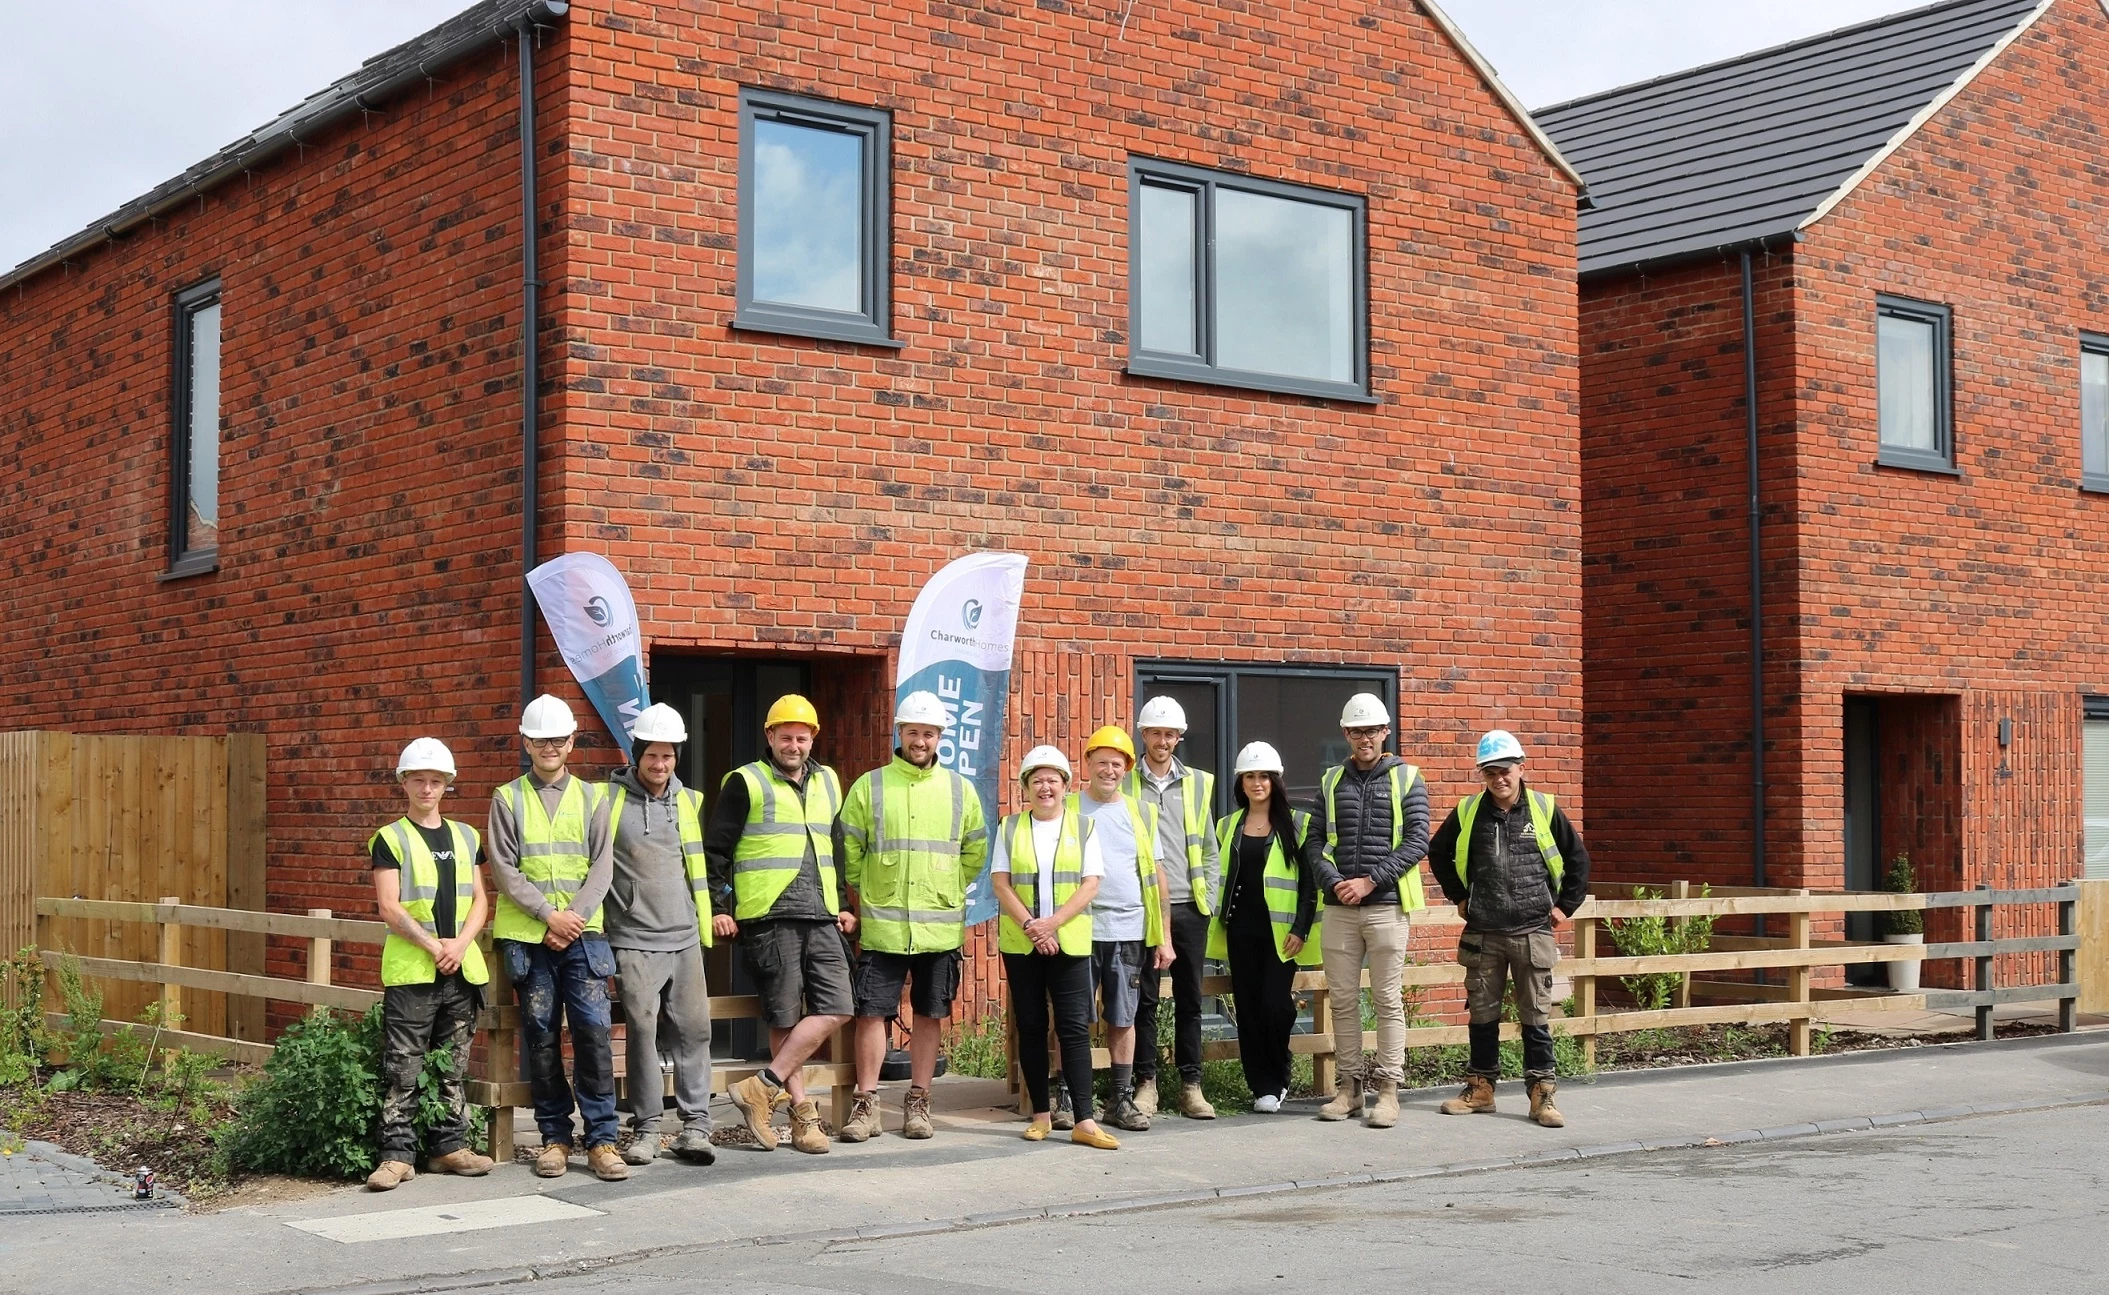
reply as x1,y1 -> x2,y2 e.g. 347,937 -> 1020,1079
517,2 -> 567,729
1742,248 -> 1766,893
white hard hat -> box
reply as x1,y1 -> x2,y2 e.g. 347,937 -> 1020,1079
1233,741 -> 1284,775
631,702 -> 688,746
1018,745 -> 1073,785
1339,692 -> 1390,729
396,737 -> 457,783
1475,729 -> 1526,767
1136,696 -> 1188,732
894,690 -> 952,730
519,694 -> 578,739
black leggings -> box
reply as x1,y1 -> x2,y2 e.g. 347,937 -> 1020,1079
1226,909 -> 1300,1100
1005,950 -> 1095,1116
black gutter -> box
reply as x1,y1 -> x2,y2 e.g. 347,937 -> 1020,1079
1577,231 -> 1802,287
515,9 -> 556,724
1741,249 -> 1767,896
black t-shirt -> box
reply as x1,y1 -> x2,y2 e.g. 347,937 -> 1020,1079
371,820 -> 474,939
1229,831 -> 1275,928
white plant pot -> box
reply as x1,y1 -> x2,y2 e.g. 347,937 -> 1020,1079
1883,932 -> 1924,992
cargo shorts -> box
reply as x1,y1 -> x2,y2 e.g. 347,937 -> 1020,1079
1457,929 -> 1559,1028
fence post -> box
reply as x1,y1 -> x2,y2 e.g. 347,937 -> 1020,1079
157,895 -> 184,1031
1574,912 -> 1597,1071
829,1021 -> 854,1131
482,937 -> 516,1164
1670,880 -> 1691,1010
306,909 -> 333,988
1309,979 -> 1333,1098
1975,883 -> 1994,1042
2058,882 -> 2077,1034
1788,890 -> 1811,1056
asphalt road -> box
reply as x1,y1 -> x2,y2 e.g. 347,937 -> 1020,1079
562,1103 -> 2108,1294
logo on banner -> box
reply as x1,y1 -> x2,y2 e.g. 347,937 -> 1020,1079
586,596 -> 613,627
962,599 -> 983,630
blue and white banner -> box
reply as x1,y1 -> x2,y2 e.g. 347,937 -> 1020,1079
526,551 -> 650,748
896,552 -> 1028,926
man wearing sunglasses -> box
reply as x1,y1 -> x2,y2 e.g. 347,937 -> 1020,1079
1429,729 -> 1591,1128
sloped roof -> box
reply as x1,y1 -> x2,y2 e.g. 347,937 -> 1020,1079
0,0 -> 567,294
1535,0 -> 2049,278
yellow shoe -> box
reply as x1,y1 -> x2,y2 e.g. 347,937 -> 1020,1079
1070,1125 -> 1120,1151
1022,1122 -> 1050,1142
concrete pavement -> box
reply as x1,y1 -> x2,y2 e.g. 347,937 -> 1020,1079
1,1032 -> 2104,1295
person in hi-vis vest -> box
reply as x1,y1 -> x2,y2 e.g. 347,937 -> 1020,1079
1123,695 -> 1219,1121
365,738 -> 493,1191
488,694 -> 624,1181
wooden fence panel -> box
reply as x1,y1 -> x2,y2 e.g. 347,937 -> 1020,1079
0,733 -> 38,994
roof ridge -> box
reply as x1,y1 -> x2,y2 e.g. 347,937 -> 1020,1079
1532,0 -> 2030,116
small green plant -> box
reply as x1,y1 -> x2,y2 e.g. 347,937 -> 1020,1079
1604,885 -> 1717,1012
0,946 -> 48,1086
940,1011 -> 1009,1081
1877,854 -> 1923,937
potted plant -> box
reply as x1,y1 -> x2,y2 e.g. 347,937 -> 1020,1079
1877,853 -> 1924,992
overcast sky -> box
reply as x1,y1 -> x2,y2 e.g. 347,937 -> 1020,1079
0,0 -> 1930,273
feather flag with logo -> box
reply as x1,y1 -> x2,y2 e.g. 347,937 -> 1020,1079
526,552 -> 650,747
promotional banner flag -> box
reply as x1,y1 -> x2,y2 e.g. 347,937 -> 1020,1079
896,551 -> 1029,926
526,552 -> 650,747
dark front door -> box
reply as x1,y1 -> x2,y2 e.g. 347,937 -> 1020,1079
1843,697 -> 1881,981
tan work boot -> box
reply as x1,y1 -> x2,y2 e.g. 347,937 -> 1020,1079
1132,1080 -> 1160,1117
1366,1080 -> 1400,1129
1528,1079 -> 1565,1128
534,1142 -> 572,1178
728,1073 -> 789,1151
901,1086 -> 935,1139
1317,1076 -> 1362,1122
838,1090 -> 881,1143
1439,1074 -> 1497,1116
1179,1082 -> 1216,1120
428,1148 -> 493,1177
586,1144 -> 630,1181
789,1100 -> 830,1154
365,1160 -> 415,1191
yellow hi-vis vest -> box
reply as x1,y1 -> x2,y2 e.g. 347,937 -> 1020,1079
995,806 -> 1095,957
1205,809 -> 1323,966
1454,789 -> 1565,890
369,817 -> 490,987
491,774 -> 604,942
1319,762 -> 1427,912
607,782 -> 714,948
1122,764 -> 1219,916
726,760 -> 842,921
1068,791 -> 1166,948
840,756 -> 989,955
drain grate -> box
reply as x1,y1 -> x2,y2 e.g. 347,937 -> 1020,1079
0,1199 -> 182,1217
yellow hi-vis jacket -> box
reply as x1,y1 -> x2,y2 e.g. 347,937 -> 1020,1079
726,760 -> 842,921
491,774 -> 605,943
1122,763 -> 1219,915
1205,809 -> 1322,966
840,755 -> 989,954
369,817 -> 490,987
994,804 -> 1095,957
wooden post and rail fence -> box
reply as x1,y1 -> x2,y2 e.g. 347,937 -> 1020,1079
26,878 -> 2107,1157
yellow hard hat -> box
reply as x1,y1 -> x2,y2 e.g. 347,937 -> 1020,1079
1083,724 -> 1136,764
765,694 -> 821,732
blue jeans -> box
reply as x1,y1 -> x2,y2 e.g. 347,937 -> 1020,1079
501,935 -> 619,1149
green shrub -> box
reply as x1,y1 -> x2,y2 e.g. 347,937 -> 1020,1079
0,946 -> 47,1086
1605,886 -> 1717,1012
219,1004 -> 481,1180
940,1011 -> 1009,1080
1878,854 -> 1923,937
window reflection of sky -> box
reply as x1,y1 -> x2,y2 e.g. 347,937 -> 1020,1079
753,120 -> 862,312
1214,189 -> 1352,383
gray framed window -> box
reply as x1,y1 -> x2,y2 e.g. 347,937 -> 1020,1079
2081,333 -> 2109,492
734,89 -> 895,348
1134,661 -> 1396,811
1875,295 -> 1954,474
167,278 -> 222,578
1126,158 -> 1371,403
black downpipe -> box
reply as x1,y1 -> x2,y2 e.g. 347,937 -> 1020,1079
517,15 -> 542,725
1742,249 -> 1767,893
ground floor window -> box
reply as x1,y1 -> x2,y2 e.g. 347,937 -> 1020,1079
1133,662 -> 1397,811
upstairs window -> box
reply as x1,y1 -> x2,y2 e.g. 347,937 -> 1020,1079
2081,334 -> 2109,492
734,89 -> 894,347
169,279 -> 222,577
1875,295 -> 1953,473
1128,159 -> 1369,403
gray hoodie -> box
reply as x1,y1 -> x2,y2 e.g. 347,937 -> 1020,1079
604,766 -> 702,953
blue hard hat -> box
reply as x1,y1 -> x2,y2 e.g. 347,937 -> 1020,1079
1475,730 -> 1525,766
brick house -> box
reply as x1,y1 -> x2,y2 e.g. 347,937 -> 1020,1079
0,0 -> 1584,1022
1539,0 -> 2109,975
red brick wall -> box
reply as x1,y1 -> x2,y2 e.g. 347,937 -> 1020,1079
0,38 -> 564,989
551,0 -> 1584,1020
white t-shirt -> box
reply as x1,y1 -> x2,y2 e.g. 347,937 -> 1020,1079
1080,793 -> 1146,941
992,813 -> 1106,921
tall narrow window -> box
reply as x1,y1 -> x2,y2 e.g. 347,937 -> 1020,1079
1875,295 -> 1953,472
1127,158 -> 1369,402
735,90 -> 894,347
2081,334 -> 2109,492
170,279 -> 222,575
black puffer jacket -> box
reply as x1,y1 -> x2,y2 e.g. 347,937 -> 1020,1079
1308,755 -> 1431,906
1428,784 -> 1591,934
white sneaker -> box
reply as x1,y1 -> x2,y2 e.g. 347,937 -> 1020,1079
1252,1092 -> 1283,1114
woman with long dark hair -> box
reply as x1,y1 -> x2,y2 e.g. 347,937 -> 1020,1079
1206,741 -> 1322,1112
